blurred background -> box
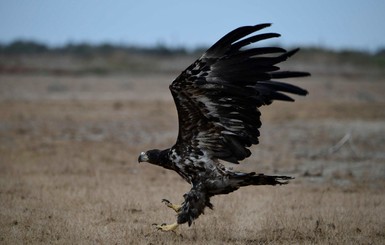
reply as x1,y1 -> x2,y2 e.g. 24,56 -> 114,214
1,0 -> 385,51
1,0 -> 385,77
1,1 -> 385,244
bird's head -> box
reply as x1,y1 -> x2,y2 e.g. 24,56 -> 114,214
138,149 -> 161,164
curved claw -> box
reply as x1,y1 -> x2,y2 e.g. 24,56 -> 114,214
161,199 -> 182,213
161,199 -> 171,205
153,222 -> 179,232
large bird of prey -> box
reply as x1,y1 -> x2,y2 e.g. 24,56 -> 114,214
138,23 -> 309,231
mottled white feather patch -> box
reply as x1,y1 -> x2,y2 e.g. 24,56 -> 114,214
194,95 -> 220,117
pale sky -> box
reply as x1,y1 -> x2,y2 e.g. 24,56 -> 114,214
1,0 -> 384,52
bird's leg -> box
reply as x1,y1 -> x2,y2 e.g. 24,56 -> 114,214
161,199 -> 182,213
152,199 -> 181,232
153,222 -> 179,232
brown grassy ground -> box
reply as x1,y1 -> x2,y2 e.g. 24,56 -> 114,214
1,57 -> 385,244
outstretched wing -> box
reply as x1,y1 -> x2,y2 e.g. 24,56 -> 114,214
170,24 -> 309,164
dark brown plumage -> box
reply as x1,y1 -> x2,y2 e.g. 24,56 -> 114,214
138,23 -> 309,231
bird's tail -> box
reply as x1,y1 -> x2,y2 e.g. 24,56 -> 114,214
232,172 -> 294,186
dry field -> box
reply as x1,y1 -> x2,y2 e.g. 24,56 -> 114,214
0,54 -> 385,244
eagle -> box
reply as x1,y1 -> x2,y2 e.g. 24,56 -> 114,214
138,23 -> 309,231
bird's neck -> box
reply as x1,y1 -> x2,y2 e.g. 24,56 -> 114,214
153,149 -> 174,170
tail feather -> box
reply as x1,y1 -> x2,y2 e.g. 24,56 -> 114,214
234,172 -> 294,186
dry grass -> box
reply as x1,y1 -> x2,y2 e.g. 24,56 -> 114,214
1,59 -> 385,244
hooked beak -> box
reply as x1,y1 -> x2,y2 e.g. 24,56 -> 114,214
138,152 -> 148,163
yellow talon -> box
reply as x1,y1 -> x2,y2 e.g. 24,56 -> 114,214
162,199 -> 182,213
155,222 -> 179,232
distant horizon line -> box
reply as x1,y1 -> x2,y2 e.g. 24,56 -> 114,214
1,38 -> 384,55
